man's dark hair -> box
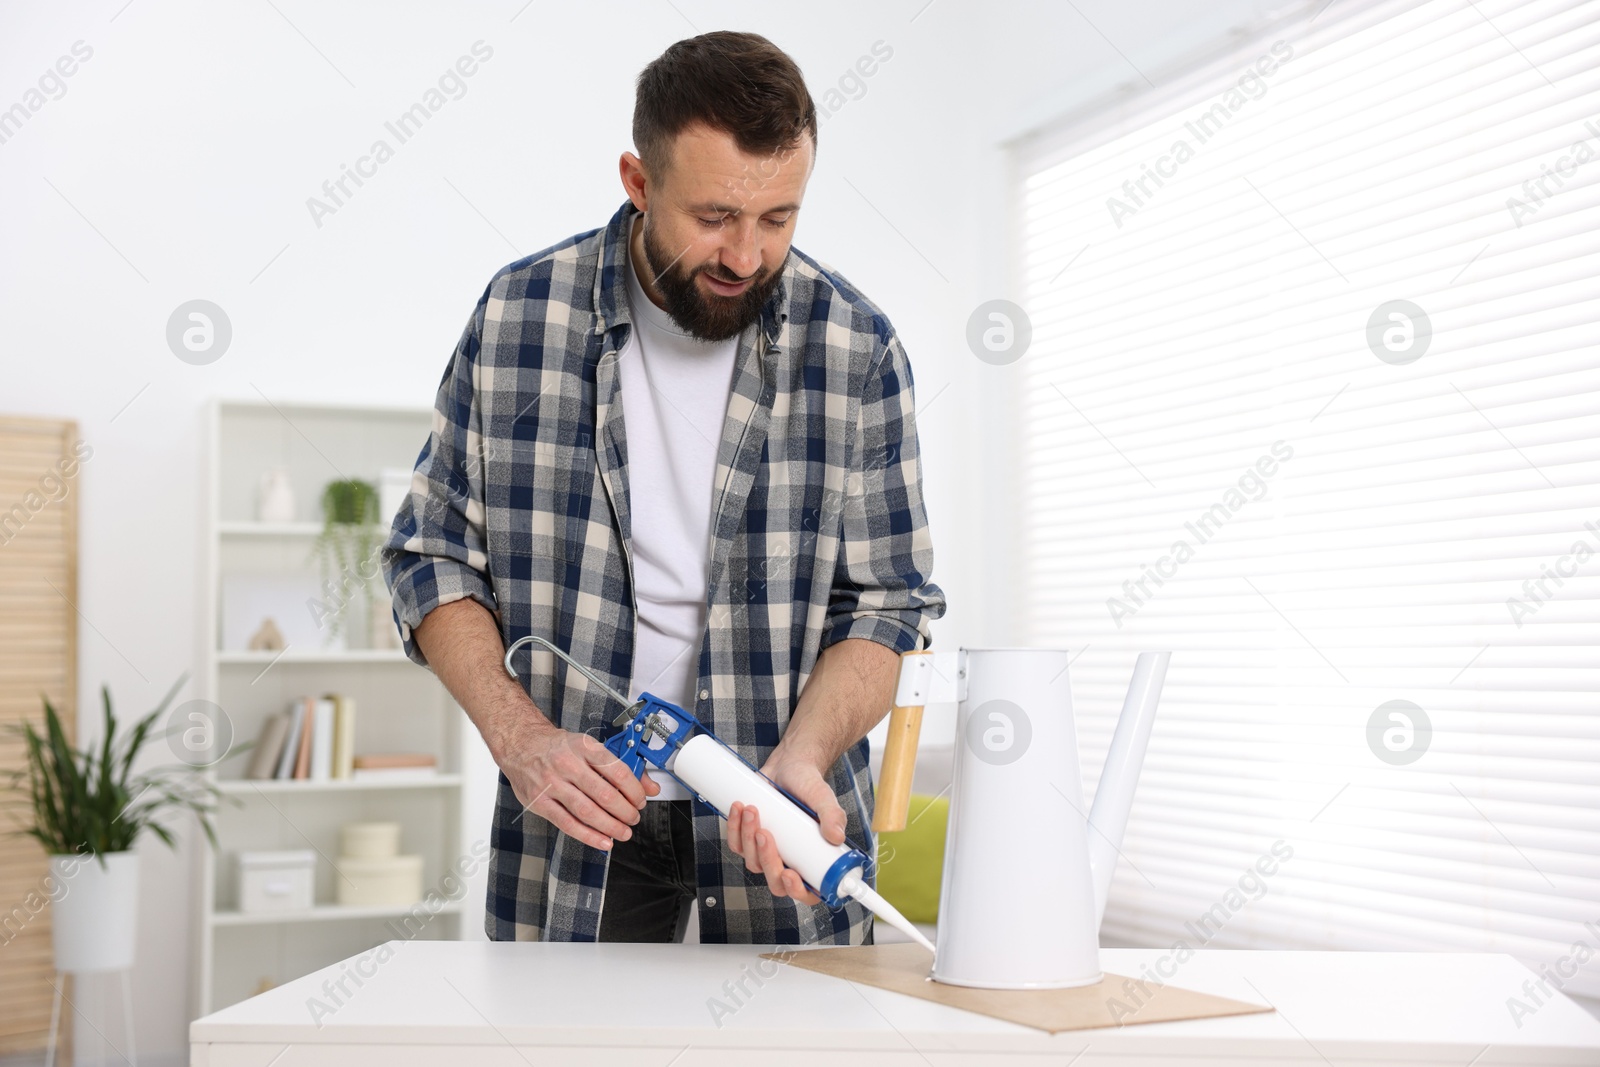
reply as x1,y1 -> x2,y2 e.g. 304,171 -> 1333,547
633,31 -> 817,183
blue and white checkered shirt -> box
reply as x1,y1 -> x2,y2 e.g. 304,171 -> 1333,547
382,197 -> 946,944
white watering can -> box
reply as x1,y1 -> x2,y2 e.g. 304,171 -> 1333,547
876,648 -> 1171,988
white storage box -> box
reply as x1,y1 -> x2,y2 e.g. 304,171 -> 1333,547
335,855 -> 423,907
237,849 -> 316,914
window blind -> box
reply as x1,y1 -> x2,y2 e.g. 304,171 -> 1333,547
1011,0 -> 1600,1009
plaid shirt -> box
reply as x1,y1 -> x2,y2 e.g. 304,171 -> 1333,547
382,197 -> 946,944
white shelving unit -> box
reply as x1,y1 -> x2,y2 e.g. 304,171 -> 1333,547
193,398 -> 487,1016
214,775 -> 465,795
216,649 -> 415,665
209,901 -> 466,927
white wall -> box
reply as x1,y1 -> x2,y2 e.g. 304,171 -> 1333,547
0,0 -> 1282,1058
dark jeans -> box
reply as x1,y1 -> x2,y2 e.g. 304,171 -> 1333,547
598,799 -> 698,942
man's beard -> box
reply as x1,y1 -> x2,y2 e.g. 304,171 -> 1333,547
639,212 -> 782,343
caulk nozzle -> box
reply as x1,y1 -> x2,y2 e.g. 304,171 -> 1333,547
839,872 -> 936,956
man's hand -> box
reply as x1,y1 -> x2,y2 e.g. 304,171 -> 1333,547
499,719 -> 660,851
411,598 -> 661,852
725,639 -> 896,906
726,750 -> 847,907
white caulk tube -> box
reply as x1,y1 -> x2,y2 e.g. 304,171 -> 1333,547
668,734 -> 936,955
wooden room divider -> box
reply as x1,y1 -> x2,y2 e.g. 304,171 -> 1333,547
0,416 -> 80,1064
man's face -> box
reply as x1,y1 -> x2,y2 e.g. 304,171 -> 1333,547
633,123 -> 813,342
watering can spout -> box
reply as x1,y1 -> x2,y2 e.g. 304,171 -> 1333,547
1086,651 -> 1171,929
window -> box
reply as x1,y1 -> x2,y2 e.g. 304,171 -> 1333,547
1013,0 -> 1600,1004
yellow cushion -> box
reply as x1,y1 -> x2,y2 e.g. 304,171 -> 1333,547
873,793 -> 948,925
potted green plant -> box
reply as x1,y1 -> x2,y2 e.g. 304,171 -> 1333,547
2,675 -> 236,973
310,477 -> 381,641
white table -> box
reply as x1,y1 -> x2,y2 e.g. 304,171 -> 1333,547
190,941 -> 1600,1066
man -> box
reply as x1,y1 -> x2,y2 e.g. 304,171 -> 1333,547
382,30 -> 945,946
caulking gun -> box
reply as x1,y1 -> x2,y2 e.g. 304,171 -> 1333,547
503,634 -> 936,953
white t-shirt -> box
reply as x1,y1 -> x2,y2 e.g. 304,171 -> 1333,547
619,216 -> 739,800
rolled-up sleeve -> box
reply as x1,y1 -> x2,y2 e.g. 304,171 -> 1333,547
820,331 -> 947,655
381,288 -> 499,667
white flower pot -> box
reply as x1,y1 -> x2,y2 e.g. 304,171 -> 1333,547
49,851 -> 139,973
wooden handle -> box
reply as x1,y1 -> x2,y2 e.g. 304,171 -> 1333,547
874,650 -> 932,832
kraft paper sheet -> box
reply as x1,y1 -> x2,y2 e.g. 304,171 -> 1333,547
759,942 -> 1272,1035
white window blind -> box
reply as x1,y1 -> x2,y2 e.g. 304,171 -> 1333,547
1012,0 -> 1600,1008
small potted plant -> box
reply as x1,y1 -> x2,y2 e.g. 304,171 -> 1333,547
310,477 -> 381,641
2,676 -> 234,974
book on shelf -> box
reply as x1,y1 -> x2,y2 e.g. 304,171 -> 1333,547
352,753 -> 435,769
309,697 -> 334,780
331,694 -> 355,779
242,694 -> 364,782
244,712 -> 290,780
350,752 -> 438,781
272,701 -> 305,779
292,697 -> 314,778
350,767 -> 441,782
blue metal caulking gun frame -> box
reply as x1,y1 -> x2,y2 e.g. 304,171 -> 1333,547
503,634 -> 874,910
